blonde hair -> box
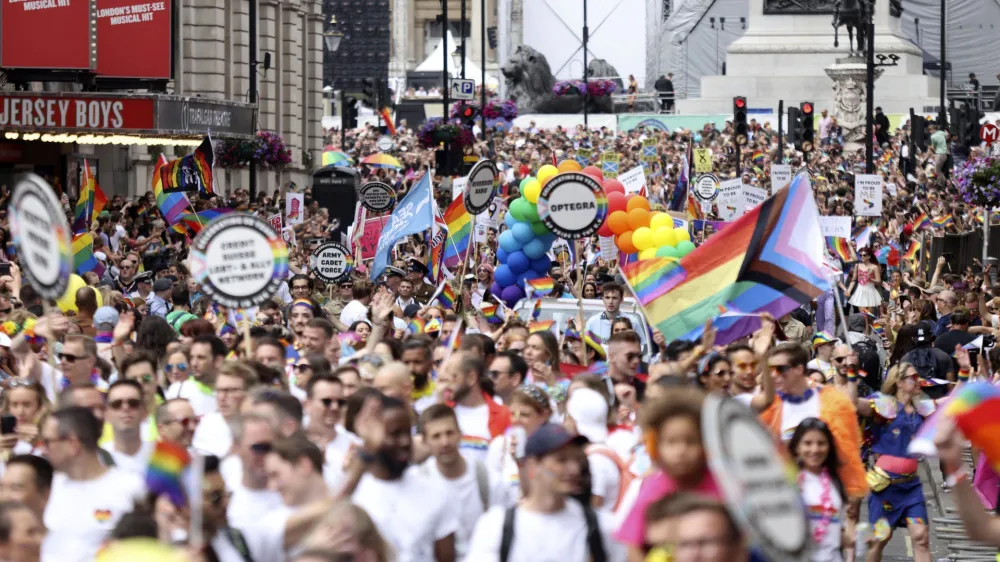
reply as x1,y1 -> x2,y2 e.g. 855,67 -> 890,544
882,362 -> 915,395
310,502 -> 394,562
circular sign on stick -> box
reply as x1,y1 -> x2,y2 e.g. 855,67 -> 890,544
359,181 -> 396,214
463,160 -> 500,215
9,175 -> 72,300
188,214 -> 289,309
536,172 -> 608,239
980,123 -> 999,145
376,137 -> 394,152
702,394 -> 810,562
693,174 -> 720,202
312,242 -> 353,284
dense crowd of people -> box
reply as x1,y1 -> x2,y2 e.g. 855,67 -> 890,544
2,105 -> 1000,562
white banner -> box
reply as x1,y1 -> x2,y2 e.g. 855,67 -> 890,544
717,179 -> 744,222
818,216 -> 852,238
741,186 -> 768,212
451,177 -> 467,201
618,166 -> 646,195
599,236 -> 618,260
854,174 -> 883,216
769,164 -> 792,194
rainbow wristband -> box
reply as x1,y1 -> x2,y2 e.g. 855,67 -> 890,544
847,369 -> 859,382
958,369 -> 971,382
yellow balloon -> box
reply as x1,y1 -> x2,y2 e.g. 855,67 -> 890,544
537,165 -> 559,186
649,212 -> 673,231
523,178 -> 542,204
674,226 -> 692,243
56,274 -> 87,313
632,227 -> 654,251
653,226 -> 677,248
639,247 -> 658,260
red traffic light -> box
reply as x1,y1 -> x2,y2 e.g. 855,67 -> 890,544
734,97 -> 746,109
462,107 -> 474,117
801,102 -> 813,114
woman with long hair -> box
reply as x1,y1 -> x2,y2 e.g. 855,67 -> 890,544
0,380 -> 48,454
847,247 -> 883,310
790,418 -> 847,562
523,331 -> 568,405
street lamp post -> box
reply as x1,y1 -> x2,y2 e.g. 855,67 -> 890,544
864,3 -> 898,174
582,0 -> 589,128
324,22 -> 344,150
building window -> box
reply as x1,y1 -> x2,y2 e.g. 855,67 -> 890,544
662,0 -> 671,21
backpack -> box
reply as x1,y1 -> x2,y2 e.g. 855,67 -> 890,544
851,337 -> 882,390
907,346 -> 941,380
500,500 -> 606,562
585,444 -> 635,512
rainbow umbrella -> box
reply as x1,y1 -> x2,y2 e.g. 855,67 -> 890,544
361,153 -> 402,169
322,149 -> 351,167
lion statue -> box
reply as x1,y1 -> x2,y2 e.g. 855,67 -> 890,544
501,45 -> 617,115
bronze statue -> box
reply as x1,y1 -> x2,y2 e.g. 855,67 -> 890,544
833,0 -> 873,54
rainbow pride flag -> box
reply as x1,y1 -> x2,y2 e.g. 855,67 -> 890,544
912,213 -> 931,231
480,302 -> 504,324
161,136 -> 214,194
379,108 -> 397,136
425,317 -> 442,333
72,233 -> 106,278
825,236 -> 857,262
529,320 -> 555,333
442,197 -> 472,270
942,383 -> 1000,472
436,283 -> 457,310
72,160 -> 96,234
932,215 -> 954,228
526,277 -> 555,298
153,154 -> 196,228
531,299 -> 542,320
903,239 -> 921,261
174,208 -> 233,235
146,441 -> 192,507
751,149 -> 764,166
623,171 -> 831,345
92,182 -> 108,227
408,318 -> 427,334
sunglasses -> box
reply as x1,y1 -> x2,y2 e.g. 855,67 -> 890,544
769,364 -> 794,374
710,369 -> 732,378
57,353 -> 88,363
624,352 -> 642,362
165,363 -> 188,373
249,442 -> 273,455
320,398 -> 347,408
134,374 -> 155,384
295,364 -> 312,372
833,357 -> 849,363
7,379 -> 35,389
109,398 -> 142,410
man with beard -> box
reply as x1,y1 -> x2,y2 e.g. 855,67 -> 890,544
401,338 -> 436,413
725,343 -> 776,412
438,351 -> 511,464
287,299 -> 318,346
351,395 -> 458,562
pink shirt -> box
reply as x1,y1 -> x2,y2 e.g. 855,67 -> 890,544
614,469 -> 723,546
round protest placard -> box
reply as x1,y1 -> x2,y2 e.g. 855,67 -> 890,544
9,175 -> 72,300
463,160 -> 499,215
376,136 -> 394,152
359,181 -> 396,214
312,242 -> 353,284
702,394 -> 809,562
188,214 -> 289,309
536,172 -> 608,239
694,173 -> 720,202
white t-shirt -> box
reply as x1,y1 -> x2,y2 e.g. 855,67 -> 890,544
242,504 -> 293,562
420,454 -> 490,561
467,500 -> 626,562
807,358 -> 836,382
323,430 -> 361,493
42,468 -> 147,562
454,403 -> 491,463
192,412 -> 234,458
799,470 -> 844,562
165,379 -> 218,417
102,440 -> 156,476
340,300 -> 369,327
586,448 -> 621,513
780,390 -> 822,442
110,224 -> 127,253
227,480 -> 284,532
485,433 -> 521,508
352,467 -> 459,562
732,392 -> 755,407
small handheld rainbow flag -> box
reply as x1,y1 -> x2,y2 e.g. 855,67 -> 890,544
443,318 -> 463,353
529,320 -> 555,333
526,277 -> 556,298
903,239 -> 921,261
379,108 -> 397,136
932,215 -> 954,228
146,441 -> 192,507
425,317 -> 442,333
408,318 -> 427,334
751,149 -> 764,166
825,236 -> 857,262
912,213 -> 931,231
436,283 -> 457,310
531,299 -> 542,321
480,302 -> 505,324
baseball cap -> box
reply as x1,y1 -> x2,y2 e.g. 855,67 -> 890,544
152,278 -> 173,292
94,306 -> 120,329
524,423 -> 588,458
566,388 -> 609,444
915,324 -> 932,344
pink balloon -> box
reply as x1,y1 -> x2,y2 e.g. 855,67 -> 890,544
607,191 -> 627,214
582,166 -> 604,182
604,178 -> 625,194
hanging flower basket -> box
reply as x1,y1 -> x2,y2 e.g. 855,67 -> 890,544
552,79 -> 618,97
417,119 -> 475,149
215,130 -> 293,170
954,156 -> 1000,207
482,100 -> 518,120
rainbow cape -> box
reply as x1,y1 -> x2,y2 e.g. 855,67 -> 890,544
442,197 -> 472,270
941,383 -> 1000,472
622,171 -> 831,345
825,236 -> 857,262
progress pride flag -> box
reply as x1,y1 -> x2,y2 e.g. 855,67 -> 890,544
1,0 -> 92,69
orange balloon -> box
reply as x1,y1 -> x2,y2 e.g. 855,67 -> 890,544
626,196 -> 650,212
627,208 -> 651,230
608,210 -> 631,235
616,231 -> 639,254
557,159 -> 582,172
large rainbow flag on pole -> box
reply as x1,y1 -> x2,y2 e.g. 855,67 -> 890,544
442,196 -> 472,270
72,160 -> 96,234
622,171 -> 831,345
153,154 -> 196,229
160,136 -> 214,194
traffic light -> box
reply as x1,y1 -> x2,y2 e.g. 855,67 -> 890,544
342,97 -> 359,130
733,96 -> 748,145
787,106 -> 801,148
799,102 -> 814,152
361,78 -> 376,108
